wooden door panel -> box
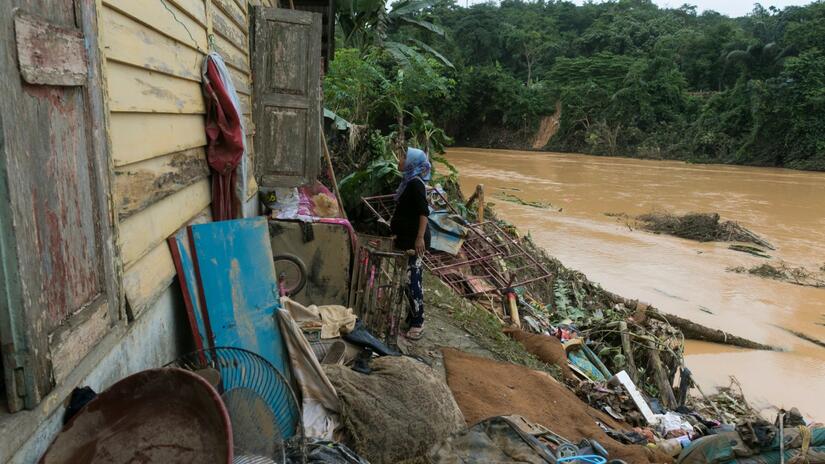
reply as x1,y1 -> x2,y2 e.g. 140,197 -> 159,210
0,1 -> 119,411
252,6 -> 321,188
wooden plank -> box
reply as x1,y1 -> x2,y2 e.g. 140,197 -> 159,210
125,210 -> 211,321
111,113 -> 206,167
212,0 -> 246,29
119,179 -> 211,267
234,0 -> 249,13
615,370 -> 658,424
228,66 -> 251,95
243,113 -> 254,135
14,13 -> 88,86
239,93 -> 251,115
212,5 -> 248,52
49,299 -> 109,386
123,241 -> 176,321
114,147 -> 209,220
213,34 -> 249,72
102,7 -> 203,82
169,0 -> 208,26
104,0 -> 208,51
107,61 -> 205,114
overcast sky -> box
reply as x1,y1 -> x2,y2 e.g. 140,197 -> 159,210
648,0 -> 814,17
461,0 -> 816,18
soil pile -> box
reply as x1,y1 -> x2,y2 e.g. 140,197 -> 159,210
504,328 -> 575,380
442,348 -> 673,464
636,212 -> 773,249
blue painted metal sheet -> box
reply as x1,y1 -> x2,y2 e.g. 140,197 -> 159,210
189,218 -> 297,438
189,218 -> 288,377
168,229 -> 211,352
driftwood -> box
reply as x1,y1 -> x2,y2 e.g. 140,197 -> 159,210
648,339 -> 677,410
603,290 -> 778,351
619,321 -> 639,383
646,309 -> 777,351
772,324 -> 825,349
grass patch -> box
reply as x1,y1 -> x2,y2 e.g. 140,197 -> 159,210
424,272 -> 562,380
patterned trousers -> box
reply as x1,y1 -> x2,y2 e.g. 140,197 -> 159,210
405,255 -> 425,328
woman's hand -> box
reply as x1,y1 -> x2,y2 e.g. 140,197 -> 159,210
415,236 -> 426,256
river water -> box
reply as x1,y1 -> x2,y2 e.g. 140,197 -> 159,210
447,147 -> 825,419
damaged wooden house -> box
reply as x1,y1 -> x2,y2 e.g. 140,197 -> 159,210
0,0 -> 340,460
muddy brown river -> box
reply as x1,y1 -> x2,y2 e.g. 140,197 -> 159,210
448,147 -> 825,419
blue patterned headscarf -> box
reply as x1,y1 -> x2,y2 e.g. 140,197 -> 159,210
395,147 -> 431,200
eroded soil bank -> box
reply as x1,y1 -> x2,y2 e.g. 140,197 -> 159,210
447,147 -> 825,419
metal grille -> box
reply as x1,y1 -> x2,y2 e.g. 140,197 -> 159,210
361,192 -> 553,297
348,235 -> 407,348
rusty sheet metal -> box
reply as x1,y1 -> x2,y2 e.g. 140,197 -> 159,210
14,12 -> 88,86
189,218 -> 290,379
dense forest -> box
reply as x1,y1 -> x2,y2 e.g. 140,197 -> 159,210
326,0 -> 825,180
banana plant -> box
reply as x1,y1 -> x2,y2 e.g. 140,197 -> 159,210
336,0 -> 453,68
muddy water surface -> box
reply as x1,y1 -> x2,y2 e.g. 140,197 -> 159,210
448,147 -> 825,419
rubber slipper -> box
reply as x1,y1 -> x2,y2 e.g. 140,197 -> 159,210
406,327 -> 425,340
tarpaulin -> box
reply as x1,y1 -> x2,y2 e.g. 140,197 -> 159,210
202,53 -> 244,220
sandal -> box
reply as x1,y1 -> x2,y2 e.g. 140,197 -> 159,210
406,326 -> 425,340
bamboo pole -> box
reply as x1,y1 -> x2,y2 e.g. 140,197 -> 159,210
321,136 -> 348,220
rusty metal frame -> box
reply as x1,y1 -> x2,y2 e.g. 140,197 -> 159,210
360,192 -> 553,297
349,235 -> 407,348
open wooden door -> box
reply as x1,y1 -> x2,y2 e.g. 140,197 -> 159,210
251,6 -> 322,189
0,2 -> 119,412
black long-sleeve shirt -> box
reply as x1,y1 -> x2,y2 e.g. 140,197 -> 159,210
390,178 -> 431,251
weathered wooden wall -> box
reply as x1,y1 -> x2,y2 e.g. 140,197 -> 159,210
100,0 -> 271,319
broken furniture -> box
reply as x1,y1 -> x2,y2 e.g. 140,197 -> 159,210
39,368 -> 232,464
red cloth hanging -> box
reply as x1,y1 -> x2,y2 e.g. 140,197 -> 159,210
202,58 -> 244,220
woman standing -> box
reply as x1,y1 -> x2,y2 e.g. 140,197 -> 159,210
390,147 -> 431,340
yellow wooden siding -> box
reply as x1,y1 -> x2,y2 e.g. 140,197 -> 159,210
100,0 -> 257,318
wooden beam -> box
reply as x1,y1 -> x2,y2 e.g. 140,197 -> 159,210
648,339 -> 677,410
619,321 -> 639,383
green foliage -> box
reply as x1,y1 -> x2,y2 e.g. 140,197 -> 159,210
433,0 -> 825,170
329,0 -> 825,171
338,132 -> 400,210
323,49 -> 385,124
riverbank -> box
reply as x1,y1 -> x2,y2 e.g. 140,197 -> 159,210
447,147 -> 825,420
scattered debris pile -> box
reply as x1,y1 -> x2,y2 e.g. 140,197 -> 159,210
635,212 -> 774,249
729,261 -> 825,288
